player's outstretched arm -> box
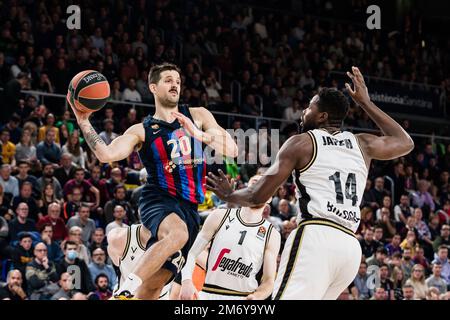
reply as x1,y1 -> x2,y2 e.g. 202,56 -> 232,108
207,134 -> 308,206
67,93 -> 143,163
346,66 -> 414,161
179,208 -> 228,300
173,107 -> 238,157
247,229 -> 281,300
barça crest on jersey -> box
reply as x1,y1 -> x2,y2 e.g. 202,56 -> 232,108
257,226 -> 266,239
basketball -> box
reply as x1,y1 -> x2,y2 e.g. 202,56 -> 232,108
68,70 -> 110,113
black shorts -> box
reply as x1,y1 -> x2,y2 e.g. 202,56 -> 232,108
139,184 -> 200,277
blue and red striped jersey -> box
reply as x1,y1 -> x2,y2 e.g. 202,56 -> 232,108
138,105 -> 206,204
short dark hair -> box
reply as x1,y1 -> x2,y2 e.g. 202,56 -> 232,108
64,240 -> 78,250
392,252 -> 402,259
39,223 -> 53,233
21,181 -> 33,189
400,193 -> 409,198
79,203 -> 91,211
148,62 -> 181,84
376,246 -> 388,255
95,273 -> 109,285
316,88 -> 349,126
438,245 -> 448,251
17,160 -> 31,167
75,167 -> 85,174
114,184 -> 126,194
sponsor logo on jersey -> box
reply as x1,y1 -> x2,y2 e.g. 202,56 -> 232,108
211,248 -> 253,278
164,161 -> 177,173
257,226 -> 266,239
164,158 -> 203,172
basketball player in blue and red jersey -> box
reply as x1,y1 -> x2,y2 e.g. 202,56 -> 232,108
67,62 -> 238,299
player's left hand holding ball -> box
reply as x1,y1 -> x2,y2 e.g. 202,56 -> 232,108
67,90 -> 92,123
67,70 -> 110,123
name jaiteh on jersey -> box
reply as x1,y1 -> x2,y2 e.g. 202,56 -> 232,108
294,129 -> 368,233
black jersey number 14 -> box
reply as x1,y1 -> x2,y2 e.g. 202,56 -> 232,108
328,171 -> 358,206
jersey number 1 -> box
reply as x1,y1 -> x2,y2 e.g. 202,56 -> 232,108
238,230 -> 247,245
328,171 -> 358,206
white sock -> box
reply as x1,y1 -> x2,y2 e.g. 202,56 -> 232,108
117,273 -> 143,295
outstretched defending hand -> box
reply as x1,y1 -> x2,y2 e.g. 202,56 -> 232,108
67,91 -> 93,123
345,66 -> 371,107
205,169 -> 234,202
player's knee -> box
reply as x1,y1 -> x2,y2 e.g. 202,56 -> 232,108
168,227 -> 188,250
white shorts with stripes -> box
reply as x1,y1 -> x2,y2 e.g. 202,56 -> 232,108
272,220 -> 361,300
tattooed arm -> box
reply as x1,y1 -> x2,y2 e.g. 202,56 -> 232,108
67,93 -> 144,163
77,121 -> 143,163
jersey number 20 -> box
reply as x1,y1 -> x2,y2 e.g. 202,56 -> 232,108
167,137 -> 191,158
328,171 -> 358,206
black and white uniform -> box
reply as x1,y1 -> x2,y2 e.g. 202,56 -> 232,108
200,208 -> 274,300
113,224 -> 171,300
273,129 -> 367,300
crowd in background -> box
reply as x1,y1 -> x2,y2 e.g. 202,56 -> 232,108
0,0 -> 449,300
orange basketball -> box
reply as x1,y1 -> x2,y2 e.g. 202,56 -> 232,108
68,70 -> 110,113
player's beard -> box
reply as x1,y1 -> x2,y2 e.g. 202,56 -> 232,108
299,115 -> 317,133
98,286 -> 108,293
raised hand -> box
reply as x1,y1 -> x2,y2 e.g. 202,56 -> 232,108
345,66 -> 371,107
205,169 -> 234,201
